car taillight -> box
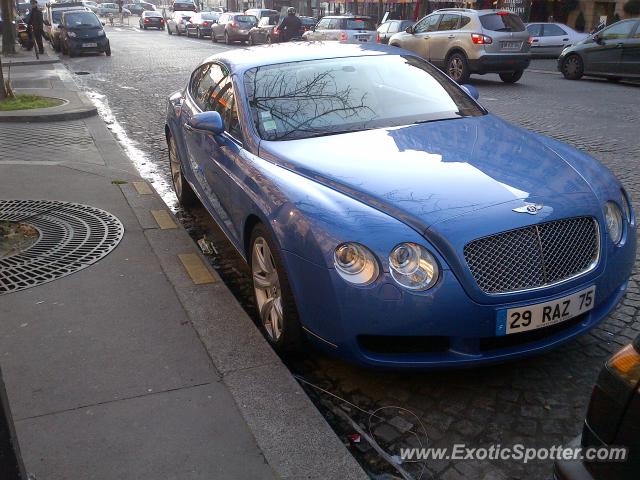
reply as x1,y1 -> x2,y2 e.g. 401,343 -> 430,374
272,27 -> 279,35
144,18 -> 149,23
202,22 -> 208,26
527,35 -> 533,45
376,32 -> 381,43
497,11 -> 509,16
160,19 -> 164,23
340,31 -> 347,42
230,21 -> 238,27
471,33 -> 492,44
607,342 -> 640,386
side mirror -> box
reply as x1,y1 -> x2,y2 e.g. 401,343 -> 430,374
460,84 -> 479,100
310,25 -> 315,31
593,34 -> 603,44
187,111 -> 225,136
405,25 -> 413,34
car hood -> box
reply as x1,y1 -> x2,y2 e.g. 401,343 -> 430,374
258,114 -> 595,233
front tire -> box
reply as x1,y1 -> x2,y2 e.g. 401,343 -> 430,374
250,224 -> 303,352
105,42 -> 111,56
168,134 -> 197,208
446,52 -> 470,83
561,54 -> 583,80
499,70 -> 523,83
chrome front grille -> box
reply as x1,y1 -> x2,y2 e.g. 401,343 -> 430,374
463,217 -> 599,294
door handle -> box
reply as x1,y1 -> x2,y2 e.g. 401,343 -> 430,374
616,43 -> 623,48
447,34 -> 455,39
423,35 -> 430,39
562,38 -> 569,41
532,39 -> 538,42
183,123 -> 194,133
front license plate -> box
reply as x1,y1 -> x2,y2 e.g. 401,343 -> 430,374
496,286 -> 595,336
82,42 -> 98,47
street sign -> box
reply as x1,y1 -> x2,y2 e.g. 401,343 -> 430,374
499,0 -> 531,22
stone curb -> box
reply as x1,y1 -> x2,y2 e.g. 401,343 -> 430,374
0,88 -> 96,122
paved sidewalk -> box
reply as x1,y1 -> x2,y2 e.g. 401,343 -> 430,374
0,51 -> 366,479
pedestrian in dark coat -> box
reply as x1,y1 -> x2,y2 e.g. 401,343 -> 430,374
26,0 -> 44,54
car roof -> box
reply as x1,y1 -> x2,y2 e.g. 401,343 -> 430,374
201,42 -> 401,73
322,15 -> 372,19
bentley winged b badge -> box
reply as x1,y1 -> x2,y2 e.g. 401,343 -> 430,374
513,203 -> 544,215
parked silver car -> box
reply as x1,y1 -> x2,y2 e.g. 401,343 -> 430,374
211,12 -> 257,44
166,10 -> 193,35
389,8 -> 531,83
526,22 -> 588,57
302,15 -> 377,43
96,3 -> 131,16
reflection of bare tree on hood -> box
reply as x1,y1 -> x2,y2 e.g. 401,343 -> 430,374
245,67 -> 376,141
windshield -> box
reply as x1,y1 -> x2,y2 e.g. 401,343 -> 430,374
244,55 -> 484,141
64,11 -> 101,27
480,13 -> 525,32
345,18 -> 376,31
201,13 -> 217,20
146,11 -> 161,17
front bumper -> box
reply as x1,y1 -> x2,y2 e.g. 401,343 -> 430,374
282,236 -> 633,369
468,53 -> 531,74
68,36 -> 109,53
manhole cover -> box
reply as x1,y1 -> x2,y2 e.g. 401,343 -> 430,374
0,200 -> 124,295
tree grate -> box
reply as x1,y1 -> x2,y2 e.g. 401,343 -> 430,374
0,200 -> 124,295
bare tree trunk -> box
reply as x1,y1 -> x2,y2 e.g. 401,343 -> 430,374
0,56 -> 7,100
1,0 -> 17,55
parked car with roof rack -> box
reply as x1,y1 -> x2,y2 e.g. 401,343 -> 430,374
302,15 -> 377,43
526,22 -> 588,57
185,11 -> 219,38
211,12 -> 257,44
389,8 -> 532,83
377,19 -> 414,44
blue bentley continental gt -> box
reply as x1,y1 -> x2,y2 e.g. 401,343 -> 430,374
165,43 -> 635,369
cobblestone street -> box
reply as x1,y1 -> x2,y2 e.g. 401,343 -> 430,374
61,26 -> 640,479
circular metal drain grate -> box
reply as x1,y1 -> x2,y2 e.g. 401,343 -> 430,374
0,200 -> 124,295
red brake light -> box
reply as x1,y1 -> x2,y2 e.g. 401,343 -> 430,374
273,27 -> 279,35
340,31 -> 347,42
376,32 -> 381,43
230,21 -> 238,27
527,35 -> 533,45
202,21 -> 208,26
471,33 -> 492,44
497,11 -> 509,16
144,18 -> 149,23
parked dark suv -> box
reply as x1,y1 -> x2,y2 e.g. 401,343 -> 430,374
390,8 -> 532,83
558,18 -> 640,82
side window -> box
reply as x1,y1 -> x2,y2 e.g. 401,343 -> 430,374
543,24 -> 566,36
258,17 -> 269,27
189,64 -> 209,103
316,18 -> 330,29
601,21 -> 635,40
527,24 -> 542,36
459,16 -> 471,28
438,14 -> 459,31
378,22 -> 390,34
328,18 -> 342,30
633,22 -> 640,38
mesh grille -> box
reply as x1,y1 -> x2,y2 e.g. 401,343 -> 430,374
463,217 -> 599,294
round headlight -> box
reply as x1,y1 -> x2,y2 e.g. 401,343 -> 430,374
605,201 -> 623,245
334,242 -> 379,286
389,243 -> 439,291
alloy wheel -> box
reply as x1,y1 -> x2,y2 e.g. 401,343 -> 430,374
252,237 -> 283,342
168,136 -> 183,199
448,57 -> 463,81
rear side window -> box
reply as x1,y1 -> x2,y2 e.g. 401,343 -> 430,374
600,20 -> 635,40
235,15 -> 257,24
346,18 -> 375,31
415,14 -> 440,34
543,24 -> 566,36
480,13 -> 525,32
378,22 -> 390,34
316,18 -> 330,29
459,16 -> 471,28
438,14 -> 459,31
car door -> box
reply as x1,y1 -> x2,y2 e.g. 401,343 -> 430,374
541,24 -> 570,56
527,23 -> 543,53
305,17 -> 326,40
427,13 -> 460,66
399,14 -> 441,60
213,13 -> 226,39
620,21 -> 640,77
182,62 -> 245,242
584,20 -> 635,74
